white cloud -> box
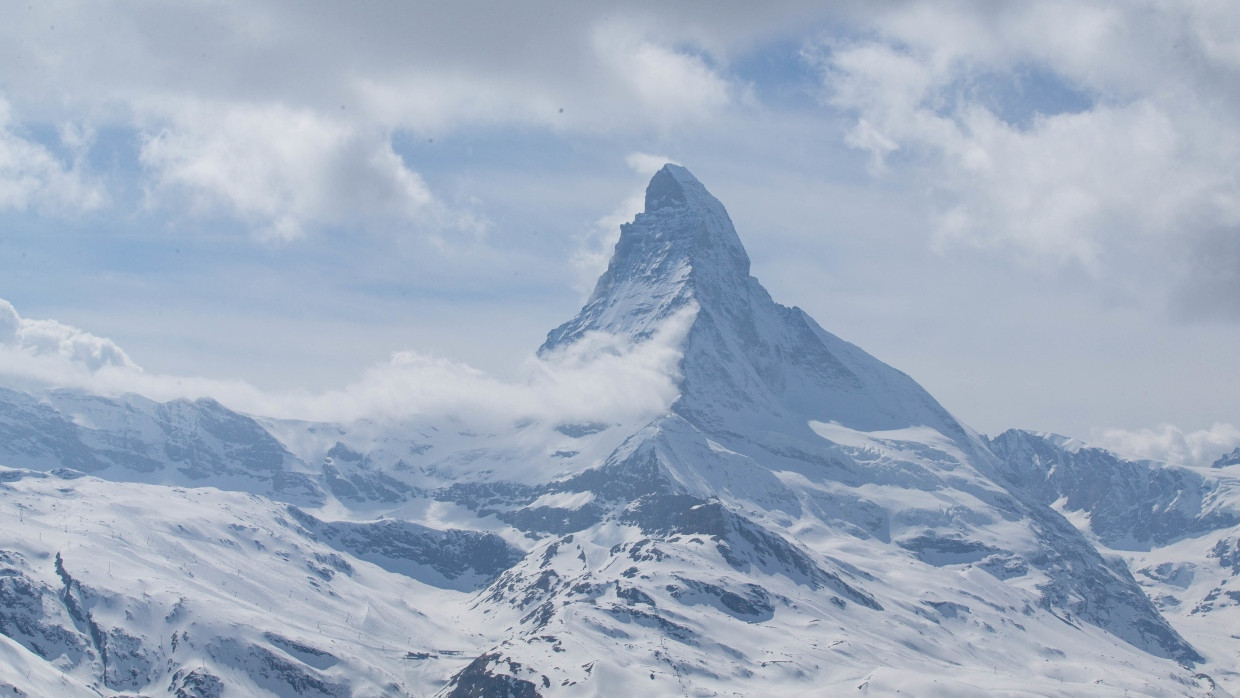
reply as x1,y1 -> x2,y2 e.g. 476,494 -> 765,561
0,3 -> 777,239
1090,422 -> 1240,468
0,98 -> 106,214
285,306 -> 692,425
139,102 -> 435,240
592,22 -> 732,126
0,299 -> 139,375
812,1 -> 1240,294
0,297 -> 691,428
353,72 -> 561,135
922,101 -> 1186,267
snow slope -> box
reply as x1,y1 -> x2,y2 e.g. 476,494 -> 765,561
0,465 -> 508,696
992,429 -> 1240,692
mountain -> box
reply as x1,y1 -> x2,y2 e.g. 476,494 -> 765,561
544,165 -> 964,441
991,429 -> 1240,687
0,165 -> 1234,696
0,387 -> 321,504
1215,447 -> 1240,469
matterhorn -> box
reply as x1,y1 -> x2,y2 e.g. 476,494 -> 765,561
0,165 -> 1236,696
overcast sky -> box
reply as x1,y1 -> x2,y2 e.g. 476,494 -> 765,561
1,1 -> 1238,465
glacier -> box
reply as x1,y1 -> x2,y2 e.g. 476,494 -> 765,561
0,164 -> 1236,696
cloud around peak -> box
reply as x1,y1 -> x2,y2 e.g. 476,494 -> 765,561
0,297 -> 690,428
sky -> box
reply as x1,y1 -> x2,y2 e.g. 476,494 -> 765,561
1,1 -> 1238,466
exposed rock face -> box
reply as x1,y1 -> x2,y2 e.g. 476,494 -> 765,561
989,429 -> 1239,549
1214,446 -> 1240,469
0,387 -> 321,504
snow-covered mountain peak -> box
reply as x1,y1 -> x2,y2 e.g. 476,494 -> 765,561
541,164 -> 747,351
635,163 -> 749,280
643,163 -> 701,207
1214,446 -> 1240,468
546,165 -> 967,438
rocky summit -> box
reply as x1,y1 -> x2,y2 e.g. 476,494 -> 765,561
1,166 -> 1237,696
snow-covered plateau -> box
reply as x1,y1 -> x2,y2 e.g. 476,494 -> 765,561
1,165 -> 1237,696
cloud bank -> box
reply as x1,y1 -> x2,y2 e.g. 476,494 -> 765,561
4,2 -> 1236,317
0,2 -> 768,242
0,298 -> 690,428
814,0 -> 1240,315
1091,422 -> 1240,469
8,298 -> 1232,469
